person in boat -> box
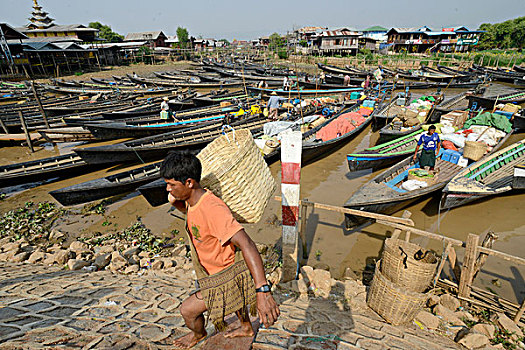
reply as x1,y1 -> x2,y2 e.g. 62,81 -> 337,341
282,76 -> 289,90
364,75 -> 371,91
413,124 -> 441,171
161,152 -> 279,349
267,91 -> 287,121
160,97 -> 174,120
258,80 -> 268,89
343,74 -> 351,86
133,72 -> 138,78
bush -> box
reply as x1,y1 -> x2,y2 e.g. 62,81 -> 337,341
277,48 -> 288,59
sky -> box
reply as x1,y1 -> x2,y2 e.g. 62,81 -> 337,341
1,0 -> 523,41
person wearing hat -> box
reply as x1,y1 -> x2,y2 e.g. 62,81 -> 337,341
267,92 -> 287,121
160,97 -> 173,120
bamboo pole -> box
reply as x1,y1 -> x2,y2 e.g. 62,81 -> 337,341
376,221 -> 463,246
390,210 -> 412,240
299,202 -> 308,259
433,242 -> 452,286
274,197 -> 415,226
31,82 -> 50,129
0,116 -> 9,134
473,232 -> 498,279
458,233 -> 479,299
514,299 -> 525,323
18,111 -> 34,153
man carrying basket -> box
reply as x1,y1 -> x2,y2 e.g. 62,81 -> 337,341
161,152 -> 279,348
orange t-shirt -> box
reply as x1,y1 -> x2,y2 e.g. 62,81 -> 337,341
187,190 -> 244,275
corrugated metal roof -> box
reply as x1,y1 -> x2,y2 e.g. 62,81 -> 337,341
320,30 -> 361,37
124,31 -> 166,41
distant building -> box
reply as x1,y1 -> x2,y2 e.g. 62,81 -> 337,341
294,26 -> 327,46
124,31 -> 168,48
314,28 -> 361,55
193,38 -> 217,51
17,0 -> 98,43
386,26 -> 482,53
361,25 -> 388,42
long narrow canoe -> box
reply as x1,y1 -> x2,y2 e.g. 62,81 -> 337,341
440,140 -> 525,209
247,86 -> 362,97
347,129 -> 424,172
49,161 -> 163,206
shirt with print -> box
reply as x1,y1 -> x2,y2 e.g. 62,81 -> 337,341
418,132 -> 441,151
187,190 -> 243,275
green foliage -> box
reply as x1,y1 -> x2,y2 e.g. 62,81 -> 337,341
0,202 -> 65,243
269,32 -> 284,52
299,39 -> 308,47
277,48 -> 288,59
218,38 -> 230,46
176,27 -> 189,48
79,221 -> 169,254
477,16 -> 525,49
491,328 -> 518,349
82,200 -> 108,215
88,22 -> 123,43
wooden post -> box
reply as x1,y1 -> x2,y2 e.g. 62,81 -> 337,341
458,233 -> 479,299
18,111 -> 34,153
390,210 -> 412,240
0,116 -> 9,134
299,201 -> 308,260
31,82 -> 50,129
447,245 -> 462,282
433,242 -> 453,286
280,130 -> 302,282
514,299 -> 525,323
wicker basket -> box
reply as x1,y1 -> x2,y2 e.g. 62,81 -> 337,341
197,126 -> 276,223
381,238 -> 438,293
463,141 -> 487,161
367,261 -> 431,325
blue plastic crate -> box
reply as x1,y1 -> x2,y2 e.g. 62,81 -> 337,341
442,149 -> 461,164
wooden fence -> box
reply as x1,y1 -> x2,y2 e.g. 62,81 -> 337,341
279,197 -> 525,325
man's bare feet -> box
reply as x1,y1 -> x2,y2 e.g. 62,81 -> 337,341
173,331 -> 207,349
224,322 -> 254,338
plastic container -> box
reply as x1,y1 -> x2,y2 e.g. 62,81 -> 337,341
397,97 -> 406,106
442,149 -> 461,164
457,156 -> 468,167
350,92 -> 360,100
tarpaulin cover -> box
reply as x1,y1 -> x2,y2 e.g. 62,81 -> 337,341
316,111 -> 368,142
463,112 -> 513,133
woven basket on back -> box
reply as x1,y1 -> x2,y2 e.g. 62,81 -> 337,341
197,126 -> 276,223
367,260 -> 431,325
463,141 -> 487,161
381,238 -> 438,293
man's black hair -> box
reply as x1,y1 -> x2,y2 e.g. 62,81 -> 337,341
428,125 -> 437,130
160,151 -> 202,183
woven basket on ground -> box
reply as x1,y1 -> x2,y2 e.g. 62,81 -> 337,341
463,141 -> 487,161
367,260 -> 431,325
381,238 -> 438,293
197,126 -> 276,223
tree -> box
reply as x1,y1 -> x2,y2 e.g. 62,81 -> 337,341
88,22 -> 123,43
176,27 -> 189,48
477,16 -> 525,50
218,38 -> 230,46
269,32 -> 284,52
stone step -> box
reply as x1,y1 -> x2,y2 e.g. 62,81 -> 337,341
201,317 -> 260,350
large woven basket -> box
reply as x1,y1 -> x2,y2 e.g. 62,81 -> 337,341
463,141 -> 487,161
367,261 -> 431,325
381,238 -> 438,293
197,127 -> 276,223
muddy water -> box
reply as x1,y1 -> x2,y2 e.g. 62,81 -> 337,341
0,86 -> 524,305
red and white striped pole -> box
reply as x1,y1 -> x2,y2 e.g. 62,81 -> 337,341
280,130 -> 302,282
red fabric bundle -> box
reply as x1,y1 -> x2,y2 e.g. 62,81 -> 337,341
315,112 -> 368,141
442,140 -> 458,151
357,108 -> 373,116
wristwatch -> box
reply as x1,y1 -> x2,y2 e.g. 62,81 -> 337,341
255,284 -> 271,293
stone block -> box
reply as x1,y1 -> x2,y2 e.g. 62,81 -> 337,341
27,251 -> 46,264
124,265 -> 140,274
69,241 -> 91,255
496,312 -> 523,341
416,310 -> 440,329
68,259 -> 90,271
12,251 -> 30,263
471,323 -> 495,338
94,253 -> 112,270
439,294 -> 460,311
54,249 -> 73,265
123,247 -> 140,259
151,260 -> 164,270
434,304 -> 466,326
458,333 -> 490,349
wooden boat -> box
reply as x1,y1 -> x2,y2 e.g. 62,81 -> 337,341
85,112 -> 236,140
343,132 -> 513,227
301,96 -> 386,164
74,115 -> 268,165
441,140 -> 525,209
37,127 -> 95,142
513,163 -> 525,189
378,93 -> 444,143
317,63 -> 359,76
127,74 -> 244,89
49,161 -> 163,206
247,86 -> 361,97
347,129 -> 423,172
513,113 -> 525,130
466,90 -> 525,110
514,66 -> 525,74
0,154 -> 90,188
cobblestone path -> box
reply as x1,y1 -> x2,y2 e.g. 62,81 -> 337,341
0,263 -> 460,349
